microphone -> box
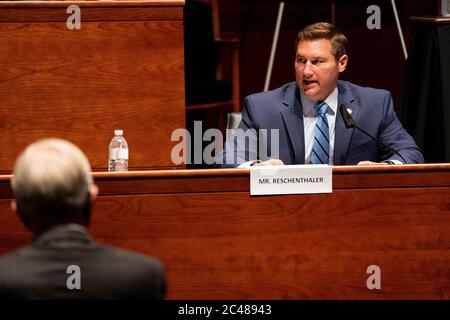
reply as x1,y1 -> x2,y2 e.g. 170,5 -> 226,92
339,104 -> 408,164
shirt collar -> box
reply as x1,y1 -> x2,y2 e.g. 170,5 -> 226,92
300,87 -> 338,117
35,223 -> 93,248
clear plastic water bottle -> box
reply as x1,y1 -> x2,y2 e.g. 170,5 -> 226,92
108,130 -> 128,172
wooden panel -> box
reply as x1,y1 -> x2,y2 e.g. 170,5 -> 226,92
1,165 -> 450,299
1,164 -> 449,196
0,8 -> 183,22
0,1 -> 185,173
88,188 -> 450,299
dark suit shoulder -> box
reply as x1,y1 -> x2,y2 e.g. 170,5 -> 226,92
86,244 -> 166,299
98,244 -> 164,275
0,242 -> 165,300
0,245 -> 36,282
245,82 -> 296,104
243,82 -> 297,119
338,80 -> 390,101
0,246 -> 40,298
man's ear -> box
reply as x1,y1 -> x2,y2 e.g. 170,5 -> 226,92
90,184 -> 98,202
10,199 -> 17,213
338,54 -> 348,73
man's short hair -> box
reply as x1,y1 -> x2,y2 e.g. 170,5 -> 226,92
11,138 -> 93,219
295,22 -> 348,60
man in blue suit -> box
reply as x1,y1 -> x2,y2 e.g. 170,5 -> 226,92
215,22 -> 423,167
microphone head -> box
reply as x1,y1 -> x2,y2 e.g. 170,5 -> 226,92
340,104 -> 355,129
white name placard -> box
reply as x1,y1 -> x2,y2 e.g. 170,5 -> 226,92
250,164 -> 332,196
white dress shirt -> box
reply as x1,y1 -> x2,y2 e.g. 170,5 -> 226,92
301,87 -> 338,164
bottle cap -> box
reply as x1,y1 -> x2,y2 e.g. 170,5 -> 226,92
114,130 -> 123,136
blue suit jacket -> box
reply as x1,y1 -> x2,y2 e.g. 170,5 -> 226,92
216,81 -> 424,166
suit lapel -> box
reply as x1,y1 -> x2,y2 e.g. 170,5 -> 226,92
334,81 -> 359,164
280,85 -> 305,164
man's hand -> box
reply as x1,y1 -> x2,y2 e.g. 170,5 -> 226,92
252,159 -> 285,166
357,161 -> 390,166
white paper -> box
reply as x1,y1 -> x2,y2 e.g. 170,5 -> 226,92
250,164 -> 332,196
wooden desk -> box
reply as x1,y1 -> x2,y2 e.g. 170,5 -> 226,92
1,164 -> 450,299
0,1 -> 185,172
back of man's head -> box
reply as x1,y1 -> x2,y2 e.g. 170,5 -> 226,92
11,138 -> 94,234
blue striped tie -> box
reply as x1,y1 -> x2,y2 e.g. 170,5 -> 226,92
311,101 -> 330,164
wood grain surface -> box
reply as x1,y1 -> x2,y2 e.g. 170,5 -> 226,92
1,165 -> 450,299
0,2 -> 185,173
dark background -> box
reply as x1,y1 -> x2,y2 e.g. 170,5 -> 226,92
216,0 -> 438,113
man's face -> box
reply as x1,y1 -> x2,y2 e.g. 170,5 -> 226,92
295,39 -> 347,101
